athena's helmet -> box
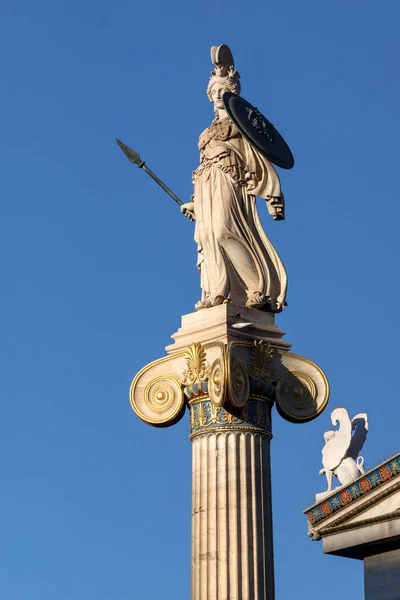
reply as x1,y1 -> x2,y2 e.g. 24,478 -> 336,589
207,44 -> 241,102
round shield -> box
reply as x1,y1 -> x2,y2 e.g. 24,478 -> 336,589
223,92 -> 294,170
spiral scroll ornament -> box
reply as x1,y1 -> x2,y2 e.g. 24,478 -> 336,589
208,358 -> 226,407
275,371 -> 322,423
229,358 -> 250,407
144,377 -> 180,413
130,374 -> 185,427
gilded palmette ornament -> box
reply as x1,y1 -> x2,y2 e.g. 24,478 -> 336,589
182,343 -> 209,394
249,340 -> 274,383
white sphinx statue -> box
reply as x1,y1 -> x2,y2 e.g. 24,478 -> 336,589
317,407 -> 368,500
181,45 -> 288,313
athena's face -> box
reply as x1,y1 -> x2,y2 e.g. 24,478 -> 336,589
210,83 -> 227,109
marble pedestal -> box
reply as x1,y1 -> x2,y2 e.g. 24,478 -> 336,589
130,306 -> 329,599
166,303 -> 291,353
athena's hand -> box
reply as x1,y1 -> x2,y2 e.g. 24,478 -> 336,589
266,196 -> 285,221
180,202 -> 196,222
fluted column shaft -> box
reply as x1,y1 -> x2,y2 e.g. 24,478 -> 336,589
190,399 -> 274,600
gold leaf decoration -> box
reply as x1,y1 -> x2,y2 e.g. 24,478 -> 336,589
249,340 -> 274,383
275,371 -> 318,423
190,406 -> 195,432
182,343 -> 209,393
188,398 -> 273,440
198,403 -> 208,427
229,359 -> 249,407
209,358 -> 226,408
209,403 -> 220,424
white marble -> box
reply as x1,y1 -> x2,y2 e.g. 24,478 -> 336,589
192,432 -> 274,600
353,491 -> 400,522
322,518 -> 400,557
317,408 -> 368,497
365,549 -> 400,600
180,44 -> 287,313
166,303 -> 291,354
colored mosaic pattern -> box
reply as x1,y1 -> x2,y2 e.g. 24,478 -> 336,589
189,397 -> 272,439
307,454 -> 400,526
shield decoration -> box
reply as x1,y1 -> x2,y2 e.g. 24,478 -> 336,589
223,92 -> 294,170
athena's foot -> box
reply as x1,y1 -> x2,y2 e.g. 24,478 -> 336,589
195,300 -> 207,310
196,295 -> 230,309
195,296 -> 213,310
246,291 -> 267,309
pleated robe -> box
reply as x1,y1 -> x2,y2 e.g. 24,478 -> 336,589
193,118 -> 287,311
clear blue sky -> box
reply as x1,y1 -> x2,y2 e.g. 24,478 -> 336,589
1,1 -> 399,598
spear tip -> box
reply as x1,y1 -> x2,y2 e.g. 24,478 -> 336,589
115,138 -> 143,166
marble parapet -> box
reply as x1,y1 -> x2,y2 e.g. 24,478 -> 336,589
304,452 -> 400,559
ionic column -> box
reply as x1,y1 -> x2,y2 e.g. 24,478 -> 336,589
129,321 -> 329,600
190,397 -> 274,600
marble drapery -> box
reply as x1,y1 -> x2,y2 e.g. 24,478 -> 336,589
192,117 -> 287,311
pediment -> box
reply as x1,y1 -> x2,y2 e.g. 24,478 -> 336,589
352,491 -> 400,523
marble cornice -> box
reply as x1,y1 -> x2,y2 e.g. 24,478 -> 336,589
304,452 -> 400,530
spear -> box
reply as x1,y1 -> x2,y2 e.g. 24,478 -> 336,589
115,139 -> 184,208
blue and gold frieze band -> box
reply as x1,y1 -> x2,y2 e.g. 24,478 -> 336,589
189,396 -> 272,440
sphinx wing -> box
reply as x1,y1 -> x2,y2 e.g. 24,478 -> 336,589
322,408 -> 353,472
346,413 -> 369,460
